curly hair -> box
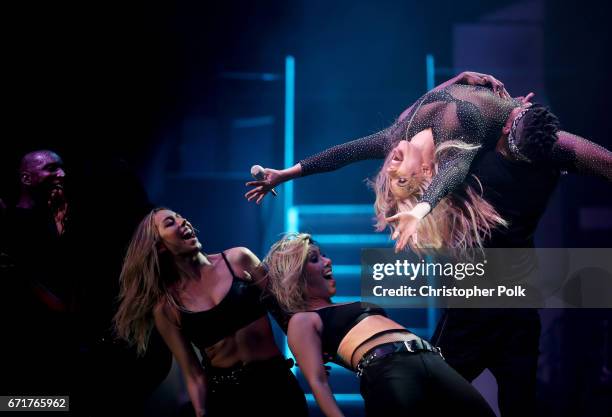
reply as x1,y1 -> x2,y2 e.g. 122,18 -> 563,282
516,104 -> 560,162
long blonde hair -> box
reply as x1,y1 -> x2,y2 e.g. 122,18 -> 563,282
264,233 -> 313,313
373,140 -> 507,255
113,208 -> 181,355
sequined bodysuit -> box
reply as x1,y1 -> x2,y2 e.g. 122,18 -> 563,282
299,84 -> 611,210
300,84 -> 517,208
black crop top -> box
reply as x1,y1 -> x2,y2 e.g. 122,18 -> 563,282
314,302 -> 404,364
179,252 -> 268,351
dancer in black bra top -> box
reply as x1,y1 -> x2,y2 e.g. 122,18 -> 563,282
264,233 -> 495,417
113,208 -> 306,417
179,252 -> 268,348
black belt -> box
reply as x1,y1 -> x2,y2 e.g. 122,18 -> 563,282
207,356 -> 294,386
355,337 -> 443,377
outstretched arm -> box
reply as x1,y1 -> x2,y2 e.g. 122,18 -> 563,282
245,128 -> 392,204
288,313 -> 344,417
299,72 -> 507,177
552,131 -> 612,181
245,72 -> 507,204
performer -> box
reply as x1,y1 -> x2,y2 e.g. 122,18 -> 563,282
0,151 -> 174,414
264,233 -> 495,417
0,150 -> 73,396
374,98 -> 611,252
245,76 -> 611,253
245,74 -> 612,417
113,208 -> 307,417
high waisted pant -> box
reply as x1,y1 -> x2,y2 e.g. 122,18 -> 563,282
205,356 -> 307,417
360,350 -> 496,417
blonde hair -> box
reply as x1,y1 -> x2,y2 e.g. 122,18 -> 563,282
264,233 -> 314,313
373,140 -> 507,255
113,208 -> 181,355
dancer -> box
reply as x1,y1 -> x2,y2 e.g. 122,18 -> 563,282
264,233 -> 495,417
246,75 -> 612,416
245,77 -> 611,253
113,208 -> 307,417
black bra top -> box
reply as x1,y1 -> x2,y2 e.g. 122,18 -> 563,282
179,252 -> 268,351
314,302 -> 390,361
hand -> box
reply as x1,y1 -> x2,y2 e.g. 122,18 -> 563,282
460,71 -> 510,99
245,168 -> 284,204
514,92 -> 535,106
47,186 -> 67,211
385,211 -> 420,253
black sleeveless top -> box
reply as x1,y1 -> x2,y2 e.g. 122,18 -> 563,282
314,302 -> 400,361
179,252 -> 268,351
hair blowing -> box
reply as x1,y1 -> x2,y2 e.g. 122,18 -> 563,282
113,208 -> 180,356
372,140 -> 507,256
264,233 -> 313,314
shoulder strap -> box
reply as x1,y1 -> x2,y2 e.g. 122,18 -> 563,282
220,251 -> 239,280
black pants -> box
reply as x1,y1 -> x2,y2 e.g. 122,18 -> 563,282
432,309 -> 541,417
205,357 -> 307,417
360,350 -> 495,417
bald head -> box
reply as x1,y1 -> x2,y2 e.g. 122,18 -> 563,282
19,150 -> 65,191
20,150 -> 61,172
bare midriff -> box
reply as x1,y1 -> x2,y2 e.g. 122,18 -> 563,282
204,315 -> 281,368
336,315 -> 418,369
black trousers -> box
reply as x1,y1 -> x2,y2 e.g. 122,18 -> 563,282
360,350 -> 495,417
432,309 -> 541,417
205,357 -> 307,417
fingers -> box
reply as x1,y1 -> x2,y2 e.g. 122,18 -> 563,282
246,180 -> 267,187
395,232 -> 409,253
245,187 -> 262,200
480,74 -> 505,98
256,194 -> 265,205
385,214 -> 398,223
523,92 -> 535,104
493,81 -> 505,97
399,232 -> 410,252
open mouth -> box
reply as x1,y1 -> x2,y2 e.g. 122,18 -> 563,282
323,270 -> 333,280
181,228 -> 195,240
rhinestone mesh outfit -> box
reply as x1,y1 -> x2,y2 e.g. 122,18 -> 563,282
299,84 -> 612,211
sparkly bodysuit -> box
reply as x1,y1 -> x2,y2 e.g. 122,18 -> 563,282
299,84 -> 611,210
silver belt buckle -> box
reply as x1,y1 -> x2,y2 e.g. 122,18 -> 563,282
356,363 -> 363,378
436,346 -> 445,360
403,340 -> 415,353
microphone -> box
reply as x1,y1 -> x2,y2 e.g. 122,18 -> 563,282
250,165 -> 278,197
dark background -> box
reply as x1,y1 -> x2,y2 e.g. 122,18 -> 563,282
2,1 -> 611,416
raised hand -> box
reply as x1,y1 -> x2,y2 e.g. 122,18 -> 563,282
385,211 -> 420,253
460,71 -> 511,99
245,167 -> 284,204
